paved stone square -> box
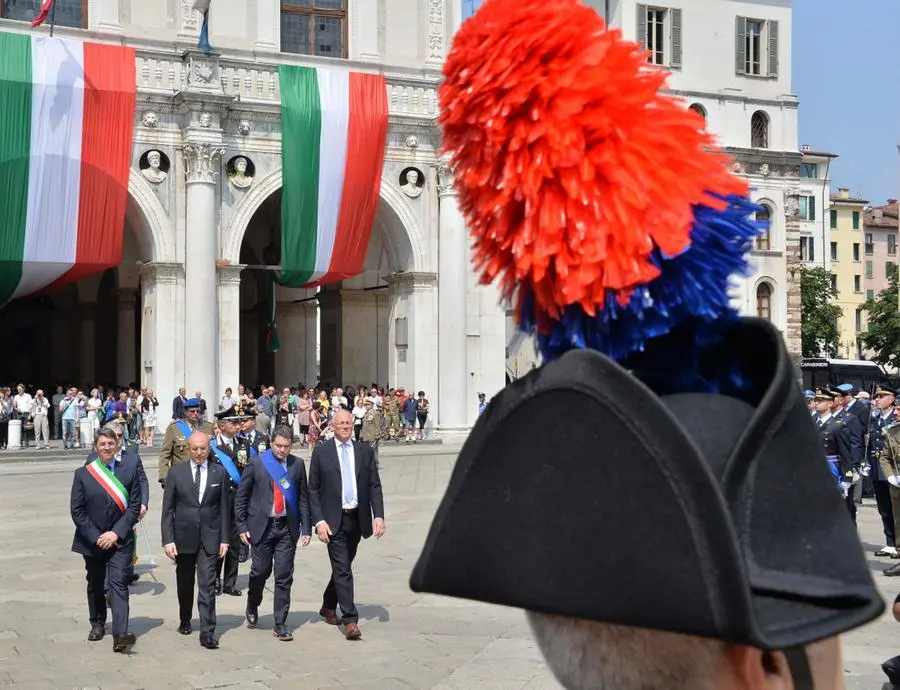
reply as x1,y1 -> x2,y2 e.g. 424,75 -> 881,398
0,444 -> 897,689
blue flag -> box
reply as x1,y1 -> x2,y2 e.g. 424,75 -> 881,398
192,0 -> 213,52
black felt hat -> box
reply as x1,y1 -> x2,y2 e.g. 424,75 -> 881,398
409,318 -> 884,650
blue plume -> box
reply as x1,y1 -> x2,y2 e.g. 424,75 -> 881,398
198,10 -> 213,52
516,193 -> 765,391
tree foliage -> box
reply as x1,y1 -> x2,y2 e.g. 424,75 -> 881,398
800,266 -> 841,358
859,266 -> 900,368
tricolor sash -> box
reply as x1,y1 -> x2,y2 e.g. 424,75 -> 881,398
259,450 -> 299,518
86,459 -> 129,513
175,420 -> 193,439
209,438 -> 241,485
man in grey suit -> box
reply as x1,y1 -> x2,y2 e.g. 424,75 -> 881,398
161,431 -> 231,649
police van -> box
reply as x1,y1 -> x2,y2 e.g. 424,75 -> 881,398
800,358 -> 894,394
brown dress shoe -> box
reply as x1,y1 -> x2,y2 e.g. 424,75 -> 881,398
344,622 -> 361,640
319,607 -> 339,625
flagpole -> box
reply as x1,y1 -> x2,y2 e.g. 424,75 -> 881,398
49,0 -> 58,36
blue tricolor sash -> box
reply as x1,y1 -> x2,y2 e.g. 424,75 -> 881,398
209,438 -> 241,485
259,450 -> 299,518
175,420 -> 192,439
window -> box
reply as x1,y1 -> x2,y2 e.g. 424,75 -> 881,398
800,163 -> 818,178
830,209 -> 837,229
799,195 -> 816,221
865,233 -> 874,255
281,0 -> 347,58
461,0 -> 483,20
750,111 -> 769,148
736,17 -> 779,77
756,283 -> 772,321
830,242 -> 838,261
800,236 -> 815,262
637,5 -> 683,68
852,211 -> 860,230
755,205 -> 771,250
867,289 -> 875,301
889,234 -> 897,256
854,275 -> 861,293
866,260 -> 873,279
830,274 -> 838,291
689,103 -> 707,128
855,308 -> 863,333
853,243 -> 860,262
887,262 -> 894,279
2,0 -> 84,26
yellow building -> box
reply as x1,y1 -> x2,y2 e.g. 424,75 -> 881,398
830,188 -> 870,358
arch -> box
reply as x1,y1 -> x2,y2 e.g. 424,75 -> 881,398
221,169 -> 427,272
750,110 -> 769,149
688,103 -> 707,127
754,201 -> 773,251
127,170 -> 177,263
754,279 -> 774,322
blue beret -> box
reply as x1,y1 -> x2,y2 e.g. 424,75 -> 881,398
837,383 -> 854,393
804,390 -> 815,399
183,398 -> 202,408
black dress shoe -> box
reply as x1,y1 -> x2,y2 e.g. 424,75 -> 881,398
178,621 -> 192,635
272,627 -> 293,642
885,563 -> 900,577
112,633 -> 136,653
199,634 -> 219,649
883,655 -> 900,685
246,607 -> 258,628
87,625 -> 105,642
128,573 -> 140,585
222,587 -> 242,596
215,578 -> 223,596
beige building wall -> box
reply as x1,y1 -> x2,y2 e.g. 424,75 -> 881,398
829,188 -> 869,358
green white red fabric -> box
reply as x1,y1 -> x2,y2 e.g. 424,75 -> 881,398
86,459 -> 129,513
0,31 -> 136,304
278,65 -> 388,288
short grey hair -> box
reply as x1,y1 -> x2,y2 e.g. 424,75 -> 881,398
103,421 -> 125,435
527,613 -> 726,690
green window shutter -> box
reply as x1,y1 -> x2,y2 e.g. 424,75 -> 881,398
767,20 -> 779,77
637,4 -> 647,50
735,16 -> 747,75
670,8 -> 682,69
809,195 -> 816,221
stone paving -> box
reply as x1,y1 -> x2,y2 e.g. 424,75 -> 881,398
0,442 -> 897,689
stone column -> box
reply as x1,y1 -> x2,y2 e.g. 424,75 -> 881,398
471,281 -> 508,426
91,0 -> 122,34
80,302 -> 97,385
218,264 -> 243,395
436,158 -> 469,434
117,288 -> 138,386
139,263 -> 183,427
387,272 -> 439,413
424,0 -> 447,68
274,300 -> 319,387
183,142 -> 225,404
254,0 -> 279,51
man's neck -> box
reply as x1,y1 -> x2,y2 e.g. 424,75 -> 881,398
818,411 -> 831,421
219,433 -> 232,442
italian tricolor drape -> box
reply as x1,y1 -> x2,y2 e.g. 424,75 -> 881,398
278,65 -> 388,288
0,32 -> 136,304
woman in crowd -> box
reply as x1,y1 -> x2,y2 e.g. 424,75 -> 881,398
140,389 -> 159,446
297,390 -> 312,446
415,391 -> 430,441
86,389 -> 102,433
0,390 -> 10,450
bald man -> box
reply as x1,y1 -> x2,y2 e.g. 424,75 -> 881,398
161,432 -> 231,649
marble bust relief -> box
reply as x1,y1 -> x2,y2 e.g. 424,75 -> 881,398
400,167 -> 424,199
140,150 -> 169,184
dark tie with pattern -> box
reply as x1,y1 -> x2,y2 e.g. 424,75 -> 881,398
194,464 -> 202,499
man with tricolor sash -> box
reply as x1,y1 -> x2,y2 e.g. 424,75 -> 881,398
211,404 -> 253,596
235,424 -> 311,642
70,427 -> 142,653
159,398 -> 214,488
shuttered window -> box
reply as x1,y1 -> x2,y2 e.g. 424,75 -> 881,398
637,4 -> 681,69
735,16 -> 779,77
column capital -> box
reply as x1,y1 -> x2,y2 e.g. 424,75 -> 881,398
435,156 -> 455,197
184,143 -> 225,184
386,271 -> 438,293
217,264 -> 244,286
117,287 -> 139,308
140,261 -> 183,286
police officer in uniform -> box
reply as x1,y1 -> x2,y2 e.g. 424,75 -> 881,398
812,388 -> 857,521
239,413 -> 269,456
869,387 -> 897,557
159,398 -> 215,488
211,404 -> 252,595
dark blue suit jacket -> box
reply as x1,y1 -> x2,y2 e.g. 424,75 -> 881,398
234,454 -> 311,545
87,444 -> 149,508
70,453 -> 142,556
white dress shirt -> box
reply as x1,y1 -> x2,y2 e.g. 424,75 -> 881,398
194,461 -> 208,502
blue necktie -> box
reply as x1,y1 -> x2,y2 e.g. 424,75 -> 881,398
108,461 -> 115,473
341,443 -> 354,505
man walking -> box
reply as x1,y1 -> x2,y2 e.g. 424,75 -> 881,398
309,410 -> 385,640
235,425 -> 310,641
161,431 -> 231,649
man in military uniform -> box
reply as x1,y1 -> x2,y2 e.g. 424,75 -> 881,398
211,404 -> 252,595
878,405 -> 900,577
360,398 -> 384,468
869,387 -> 897,557
158,398 -> 215,488
238,414 -> 269,456
382,389 -> 401,440
812,388 -> 857,520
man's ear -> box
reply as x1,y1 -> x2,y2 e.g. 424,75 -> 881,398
724,645 -> 793,690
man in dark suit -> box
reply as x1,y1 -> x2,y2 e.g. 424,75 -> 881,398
172,387 -> 187,421
235,425 -> 311,642
161,431 -> 231,649
211,405 -> 252,595
70,427 -> 142,652
239,414 -> 269,456
309,409 -> 385,641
